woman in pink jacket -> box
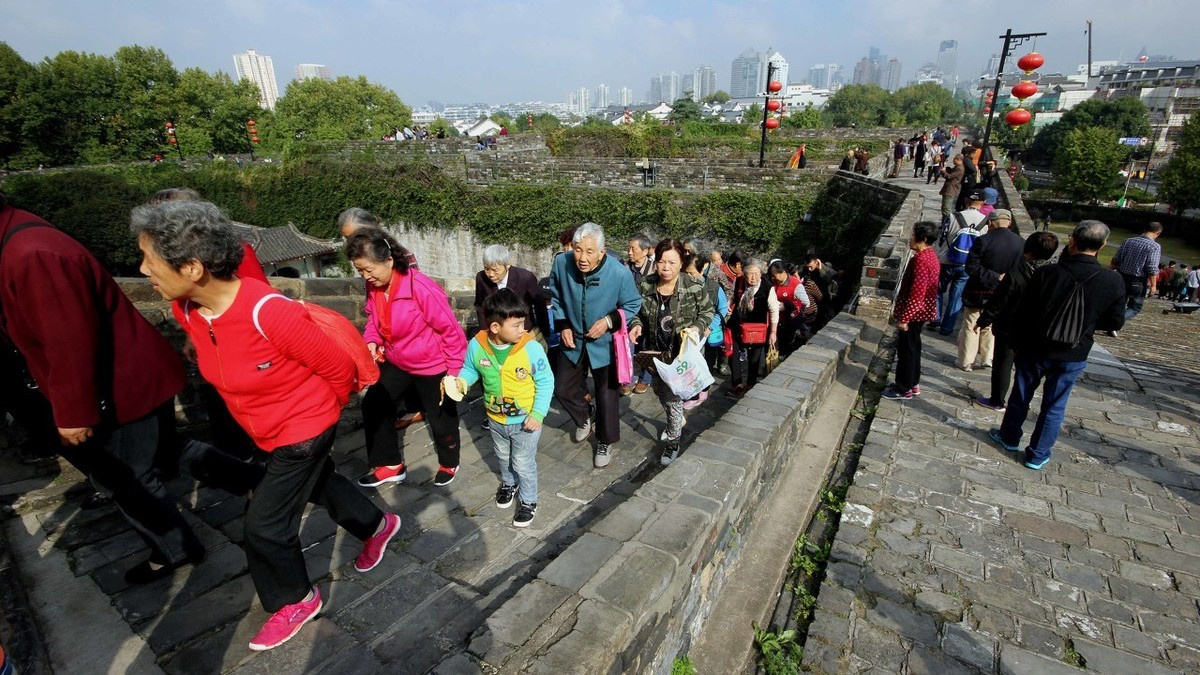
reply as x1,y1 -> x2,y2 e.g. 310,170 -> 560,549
347,229 -> 467,488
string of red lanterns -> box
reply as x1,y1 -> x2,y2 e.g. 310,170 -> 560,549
765,79 -> 783,130
1005,51 -> 1044,130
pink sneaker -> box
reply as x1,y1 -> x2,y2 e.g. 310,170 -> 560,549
248,586 -> 322,651
355,513 -> 401,572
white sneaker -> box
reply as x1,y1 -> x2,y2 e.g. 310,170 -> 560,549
573,420 -> 594,443
593,443 -> 612,468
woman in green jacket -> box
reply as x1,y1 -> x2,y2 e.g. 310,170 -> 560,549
627,239 -> 715,466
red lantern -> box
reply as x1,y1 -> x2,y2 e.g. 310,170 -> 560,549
252,137 -> 260,143
1017,52 -> 1045,75
168,137 -> 178,145
1011,80 -> 1038,102
985,90 -> 994,99
765,117 -> 780,129
767,80 -> 783,93
766,99 -> 782,111
983,106 -> 992,114
1005,108 -> 1032,128
247,120 -> 256,127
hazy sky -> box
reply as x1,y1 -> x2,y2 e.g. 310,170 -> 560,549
2,0 -> 1193,106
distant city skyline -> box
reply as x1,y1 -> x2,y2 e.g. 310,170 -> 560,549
3,0 -> 1194,106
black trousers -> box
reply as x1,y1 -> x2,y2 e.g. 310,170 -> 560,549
730,340 -> 767,388
362,361 -> 460,469
989,331 -> 1016,405
58,403 -> 204,566
554,348 -> 621,444
895,322 -> 925,391
244,425 -> 382,612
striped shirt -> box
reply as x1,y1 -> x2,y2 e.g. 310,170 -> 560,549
1111,234 -> 1161,279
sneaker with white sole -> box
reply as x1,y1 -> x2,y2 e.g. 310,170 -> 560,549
433,465 -> 458,486
356,464 -> 407,488
513,501 -> 537,527
593,443 -> 611,468
495,484 -> 516,509
573,421 -> 594,443
660,441 -> 680,466
249,586 -> 322,651
354,513 -> 401,572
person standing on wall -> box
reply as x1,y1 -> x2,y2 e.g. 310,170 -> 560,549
1108,221 -> 1162,334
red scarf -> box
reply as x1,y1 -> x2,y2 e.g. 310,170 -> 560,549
371,269 -> 405,345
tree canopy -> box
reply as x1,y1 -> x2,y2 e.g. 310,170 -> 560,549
822,83 -> 961,129
1053,127 -> 1126,203
668,97 -> 703,123
1159,110 -> 1200,212
272,76 -> 411,142
703,90 -> 731,104
1029,97 -> 1149,165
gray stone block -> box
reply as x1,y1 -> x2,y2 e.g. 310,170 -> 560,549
1073,637 -> 1180,675
942,622 -> 996,670
591,497 -> 657,542
581,543 -> 677,618
998,644 -> 1087,675
539,533 -> 620,592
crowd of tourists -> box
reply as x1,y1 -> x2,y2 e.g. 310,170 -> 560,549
0,189 -> 841,653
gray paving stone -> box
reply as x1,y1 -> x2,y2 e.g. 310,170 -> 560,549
1073,638 -> 1181,675
1111,623 -> 1164,659
581,542 -> 676,618
1051,559 -> 1111,595
851,621 -> 909,670
941,622 -> 995,671
1019,620 -> 1065,660
930,545 -> 985,580
908,644 -> 985,675
997,645 -> 1086,675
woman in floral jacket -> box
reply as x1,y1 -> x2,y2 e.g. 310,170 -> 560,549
884,221 -> 941,401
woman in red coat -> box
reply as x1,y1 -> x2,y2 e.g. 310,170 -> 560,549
884,221 -> 941,401
131,200 -> 400,652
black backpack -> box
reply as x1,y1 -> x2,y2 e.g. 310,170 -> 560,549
1044,269 -> 1101,349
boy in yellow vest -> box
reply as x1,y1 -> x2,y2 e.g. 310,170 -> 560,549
446,289 -> 554,527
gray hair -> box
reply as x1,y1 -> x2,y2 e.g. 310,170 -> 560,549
743,257 -> 767,274
337,207 -> 381,234
1072,220 -> 1110,253
482,244 -> 511,267
573,222 -> 606,250
130,201 -> 244,279
628,233 -> 652,251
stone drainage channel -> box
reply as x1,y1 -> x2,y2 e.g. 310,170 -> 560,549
753,328 -> 895,673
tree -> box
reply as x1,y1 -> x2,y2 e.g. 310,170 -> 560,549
108,45 -> 181,160
783,103 -> 822,129
703,90 -> 731,104
1159,110 -> 1200,212
1030,97 -> 1150,165
668,97 -> 702,123
822,84 -> 893,128
1053,127 -> 1125,203
0,43 -> 38,168
272,76 -> 411,143
891,83 -> 961,126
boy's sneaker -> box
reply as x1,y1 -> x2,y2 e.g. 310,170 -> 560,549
1025,456 -> 1051,470
573,420 -> 594,443
660,441 -> 680,466
248,586 -> 322,651
594,443 -> 612,468
433,466 -> 458,487
910,385 -> 921,396
513,501 -> 537,528
356,464 -> 407,488
495,484 -> 516,509
354,513 -> 401,572
975,396 -> 1005,412
881,386 -> 913,400
988,428 -> 1020,452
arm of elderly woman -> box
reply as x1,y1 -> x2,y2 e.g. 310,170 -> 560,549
258,299 -> 354,403
413,274 -> 468,375
767,287 -> 781,346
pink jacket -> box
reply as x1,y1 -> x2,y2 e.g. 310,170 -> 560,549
363,270 -> 467,376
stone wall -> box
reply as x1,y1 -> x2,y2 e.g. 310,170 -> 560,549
466,315 -> 867,674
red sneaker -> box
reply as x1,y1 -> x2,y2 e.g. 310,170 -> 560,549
248,587 -> 322,651
356,464 -> 407,488
433,465 -> 459,486
355,513 -> 401,572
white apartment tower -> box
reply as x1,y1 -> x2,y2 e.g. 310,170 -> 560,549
294,63 -> 332,81
936,40 -> 958,88
233,49 -> 280,110
595,83 -> 610,109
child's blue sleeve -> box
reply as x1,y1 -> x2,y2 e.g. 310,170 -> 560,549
459,340 -> 481,388
527,342 -> 555,422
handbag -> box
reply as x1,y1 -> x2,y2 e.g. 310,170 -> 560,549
653,333 -> 715,400
765,346 -> 780,374
739,322 -> 769,345
613,309 -> 634,386
722,326 -> 734,357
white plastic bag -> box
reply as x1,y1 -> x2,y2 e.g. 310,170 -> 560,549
654,333 -> 714,400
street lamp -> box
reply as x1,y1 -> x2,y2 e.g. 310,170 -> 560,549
758,62 -> 783,168
164,122 -> 184,161
981,29 -> 1047,161
246,119 -> 259,161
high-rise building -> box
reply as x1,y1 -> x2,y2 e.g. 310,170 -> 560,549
936,40 -> 958,88
595,83 -> 610,109
767,48 -> 789,88
692,65 -> 717,100
730,48 -> 766,98
808,63 -> 840,89
577,86 -> 590,115
619,86 -> 634,106
233,49 -> 280,110
650,72 -> 681,103
982,53 -> 1002,79
852,57 -> 874,86
682,74 -> 696,101
882,58 -> 903,92
294,63 -> 332,82
913,63 -> 944,86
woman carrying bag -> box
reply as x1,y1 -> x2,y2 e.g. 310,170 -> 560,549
727,258 -> 780,397
626,240 -> 714,466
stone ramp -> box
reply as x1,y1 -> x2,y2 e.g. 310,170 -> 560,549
801,327 -> 1200,674
1,376 -> 738,674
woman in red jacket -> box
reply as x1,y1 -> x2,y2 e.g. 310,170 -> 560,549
131,200 -> 400,652
884,221 -> 941,401
346,229 -> 468,488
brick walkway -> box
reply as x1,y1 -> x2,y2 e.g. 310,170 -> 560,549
1,376 -> 737,674
802,174 -> 1200,674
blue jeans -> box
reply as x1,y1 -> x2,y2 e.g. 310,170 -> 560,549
939,265 -> 968,335
1121,275 -> 1146,320
998,355 -> 1088,465
488,419 -> 541,504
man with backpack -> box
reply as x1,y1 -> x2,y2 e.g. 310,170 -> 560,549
958,209 -> 1024,371
936,191 -> 987,336
988,221 -> 1125,470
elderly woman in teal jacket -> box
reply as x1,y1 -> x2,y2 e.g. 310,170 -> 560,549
548,222 -> 642,469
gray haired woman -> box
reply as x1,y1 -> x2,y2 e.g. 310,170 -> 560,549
474,244 -> 550,339
727,257 -> 780,396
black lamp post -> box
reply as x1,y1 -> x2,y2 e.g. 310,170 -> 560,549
758,62 -> 782,168
981,29 -> 1047,162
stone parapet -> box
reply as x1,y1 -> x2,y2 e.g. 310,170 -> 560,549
466,314 -> 867,674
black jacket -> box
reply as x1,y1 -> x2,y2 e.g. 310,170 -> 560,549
1011,254 -> 1126,362
474,265 -> 551,337
978,257 -> 1036,337
964,227 -> 1024,308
